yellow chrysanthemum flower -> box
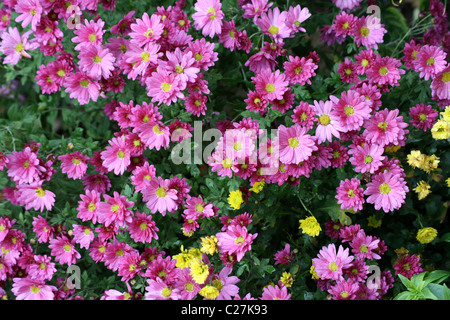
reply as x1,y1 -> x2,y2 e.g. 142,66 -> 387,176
299,216 -> 321,237
446,177 -> 450,187
228,189 -> 244,210
431,119 -> 450,140
440,105 -> 450,122
199,285 -> 220,299
416,227 -> 438,244
250,179 -> 265,193
189,258 -> 209,284
407,150 -> 425,168
280,272 -> 294,288
413,180 -> 431,200
200,235 -> 218,255
310,265 -> 320,280
421,155 -> 440,173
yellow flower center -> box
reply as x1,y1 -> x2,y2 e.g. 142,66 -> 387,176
378,121 -> 388,131
347,189 -> 355,198
195,203 -> 204,213
222,158 -> 233,168
161,82 -> 172,92
265,83 -> 276,93
111,204 -> 120,213
80,79 -> 90,88
15,43 -> 24,53
139,222 -> 148,230
175,65 -> 184,74
162,287 -> 172,297
156,187 -> 167,198
93,55 -> 102,63
342,22 -> 349,29
419,113 -> 427,121
30,9 -> 37,15
379,66 -> 389,75
185,282 -> 194,292
329,262 -> 338,272
426,57 -> 435,66
195,53 -> 203,61
63,244 -> 72,252
360,244 -> 368,253
288,137 -> 299,148
88,33 -> 97,42
212,279 -> 224,291
207,8 -> 217,20
144,29 -> 155,38
88,202 -> 96,212
30,286 -> 41,294
233,141 -> 242,151
295,66 -> 303,74
235,236 -> 245,245
35,188 -> 46,197
441,72 -> 450,83
361,59 -> 369,67
364,155 -> 373,164
57,69 -> 66,77
72,158 -> 81,165
344,105 -> 355,116
23,160 -> 30,168
379,183 -> 391,195
117,150 -> 126,159
268,25 -> 279,35
360,26 -> 370,37
152,124 -> 163,134
318,114 -> 331,126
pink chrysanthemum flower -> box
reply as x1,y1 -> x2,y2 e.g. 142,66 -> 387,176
5,147 -> 44,184
278,124 -> 317,165
331,90 -> 371,132
129,12 -> 163,46
78,45 -> 115,80
337,58 -> 358,84
412,44 -> 447,81
35,64 -> 60,94
145,255 -> 179,285
352,15 -> 386,50
291,101 -> 316,130
260,284 -> 291,300
252,69 -> 288,101
72,19 -> 105,51
72,225 -> 94,249
364,171 -> 409,213
192,0 -> 224,38
256,7 -> 291,41
362,108 -> 409,147
212,266 -> 240,300
185,91 -> 208,116
101,136 -> 131,175
183,196 -> 215,220
81,174 -> 111,194
142,176 -> 179,215
174,267 -> 201,300
58,151 -> 90,180
0,27 -> 38,65
158,47 -> 200,90
117,251 -> 142,282
283,55 -> 317,86
431,66 -> 450,100
312,99 -> 343,143
244,50 -> 277,73
216,225 -> 257,262
340,224 -> 361,243
333,11 -> 357,37
409,103 -> 439,131
274,243 -> 294,265
48,235 -> 81,266
77,189 -> 101,224
103,240 -> 134,271
328,278 -> 360,300
16,182 -> 55,212
350,230 -> 381,260
349,143 -> 385,174
146,70 -> 184,106
131,162 -> 156,192
242,0 -> 273,22
127,211 -> 159,244
393,254 -> 423,279
285,4 -> 311,35
219,19 -> 240,51
27,255 -> 56,281
110,10 -> 135,36
186,38 -> 219,71
335,178 -> 365,212
354,81 -> 382,111
333,0 -> 363,10
312,243 -> 354,281
145,277 -> 180,300
32,215 -> 53,243
402,39 -> 421,71
63,71 -> 100,105
354,49 -> 376,75
137,121 -> 170,151
14,0 -> 42,30
11,277 -> 56,300
366,55 -> 405,87
97,191 -> 134,228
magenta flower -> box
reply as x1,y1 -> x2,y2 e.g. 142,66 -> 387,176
158,47 -> 200,89
213,267 -> 240,300
362,108 -> 409,147
16,182 -> 55,213
11,277 -> 56,300
48,235 -> 81,266
63,71 -> 100,105
117,251 -> 142,281
141,176 -> 179,215
137,121 -> 170,151
431,66 -> 450,100
0,27 -> 38,65
58,151 -> 90,180
256,7 -> 291,41
285,4 -> 311,35
366,55 -> 405,87
351,15 -> 386,50
283,55 -> 318,85
328,278 -> 360,300
409,103 -> 439,131
216,225 -> 257,262
27,255 -> 56,281
331,89 -> 371,132
333,11 -> 357,37
278,124 -> 317,165
312,99 -> 343,143
32,215 -> 54,243
72,19 -> 105,51
274,243 -> 294,265
72,224 -> 94,249
127,211 -> 159,243
312,243 -> 354,281
101,136 -> 131,175
350,230 -> 381,260
77,189 -> 101,224
129,12 -> 163,46
349,142 -> 385,174
335,178 -> 365,212
252,69 -> 288,101
6,147 -> 44,184
146,70 -> 185,106
14,0 -> 42,30
97,191 -> 134,228
260,284 -> 291,300
364,171 -> 409,213
78,45 -> 115,80
412,44 -> 447,81
192,0 -> 224,38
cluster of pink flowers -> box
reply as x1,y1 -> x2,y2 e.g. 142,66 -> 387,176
311,223 -> 394,300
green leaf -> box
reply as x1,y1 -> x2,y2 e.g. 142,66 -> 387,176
427,283 -> 444,300
398,274 -> 417,292
394,291 -> 414,300
424,270 -> 450,286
